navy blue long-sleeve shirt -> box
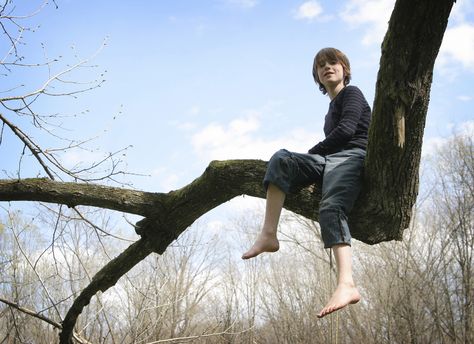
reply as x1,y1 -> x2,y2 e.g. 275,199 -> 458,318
308,85 -> 371,156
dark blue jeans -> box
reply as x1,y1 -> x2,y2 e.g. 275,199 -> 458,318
263,148 -> 365,248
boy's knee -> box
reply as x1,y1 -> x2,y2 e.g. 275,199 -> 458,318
270,149 -> 291,162
264,149 -> 293,194
267,149 -> 294,174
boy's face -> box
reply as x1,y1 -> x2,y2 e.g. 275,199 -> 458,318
317,60 -> 345,90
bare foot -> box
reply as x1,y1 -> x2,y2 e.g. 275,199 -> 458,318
317,282 -> 361,318
242,232 -> 279,260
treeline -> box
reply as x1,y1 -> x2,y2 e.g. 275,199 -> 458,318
1,134 -> 472,343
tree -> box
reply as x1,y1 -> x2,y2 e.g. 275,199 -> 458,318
0,0 -> 458,342
428,134 -> 473,344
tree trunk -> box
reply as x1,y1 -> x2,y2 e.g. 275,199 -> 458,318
349,0 -> 455,243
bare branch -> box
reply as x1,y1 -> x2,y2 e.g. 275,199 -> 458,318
0,296 -> 92,344
0,112 -> 56,179
8,215 -> 63,320
0,295 -> 62,329
0,1 -> 47,61
146,323 -> 256,344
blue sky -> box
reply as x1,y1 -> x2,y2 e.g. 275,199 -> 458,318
2,0 -> 474,197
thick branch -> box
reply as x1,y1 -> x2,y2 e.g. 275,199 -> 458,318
0,178 -> 160,216
0,160 -> 322,243
135,160 -> 321,243
0,155 -> 406,248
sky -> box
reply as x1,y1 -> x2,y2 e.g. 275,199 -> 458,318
1,0 -> 474,231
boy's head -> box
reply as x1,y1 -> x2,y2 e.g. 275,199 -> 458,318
313,48 -> 351,95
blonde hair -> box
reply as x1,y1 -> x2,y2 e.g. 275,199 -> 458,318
312,48 -> 351,95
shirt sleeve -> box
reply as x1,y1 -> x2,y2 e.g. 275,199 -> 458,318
308,86 -> 365,155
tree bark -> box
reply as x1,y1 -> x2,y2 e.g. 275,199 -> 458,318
0,0 -> 457,342
350,0 -> 455,243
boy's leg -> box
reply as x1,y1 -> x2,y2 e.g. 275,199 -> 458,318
317,148 -> 365,317
318,148 -> 365,248
242,183 -> 285,259
242,149 -> 325,260
317,244 -> 361,318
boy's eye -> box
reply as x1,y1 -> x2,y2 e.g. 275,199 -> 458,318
319,60 -> 337,67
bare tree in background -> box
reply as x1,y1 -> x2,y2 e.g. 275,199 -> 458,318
0,208 -> 111,343
429,134 -> 473,344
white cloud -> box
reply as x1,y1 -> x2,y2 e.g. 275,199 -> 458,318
61,149 -> 105,167
225,0 -> 258,9
422,136 -> 449,157
341,0 -> 474,71
189,105 -> 201,116
191,111 -> 321,161
422,120 -> 474,157
459,120 -> 474,136
294,1 -> 323,21
150,167 -> 181,191
436,0 -> 474,75
439,23 -> 474,70
341,0 -> 396,45
449,0 -> 474,23
457,95 -> 472,102
175,121 -> 197,131
228,112 -> 260,134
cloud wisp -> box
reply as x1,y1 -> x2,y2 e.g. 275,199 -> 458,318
340,0 -> 395,45
225,0 -> 259,9
294,1 -> 324,21
191,111 -> 321,161
439,23 -> 474,71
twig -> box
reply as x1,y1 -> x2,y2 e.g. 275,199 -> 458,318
8,216 -> 62,320
0,295 -> 62,328
0,112 -> 56,179
146,323 -> 256,344
0,295 -> 91,344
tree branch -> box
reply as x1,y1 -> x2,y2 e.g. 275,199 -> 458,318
0,158 -> 396,245
0,177 -> 160,216
0,296 -> 91,344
